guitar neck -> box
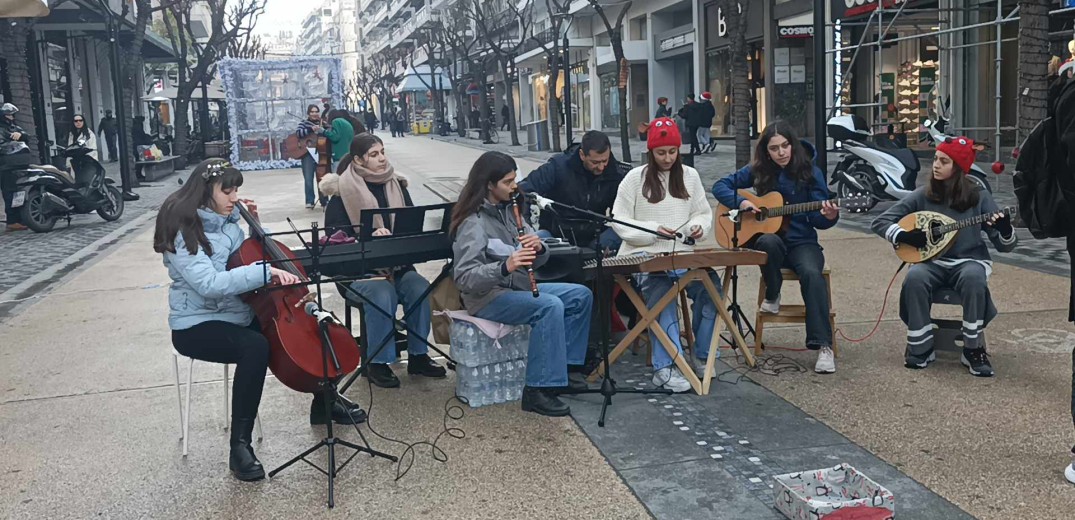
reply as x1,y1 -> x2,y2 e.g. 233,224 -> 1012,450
936,205 -> 1018,235
767,198 -> 839,217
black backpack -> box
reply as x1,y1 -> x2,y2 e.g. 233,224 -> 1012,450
1013,77 -> 1074,239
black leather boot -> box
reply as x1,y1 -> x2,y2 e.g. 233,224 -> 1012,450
310,393 -> 368,425
521,387 -> 571,417
366,363 -> 401,388
407,354 -> 447,378
229,418 -> 265,481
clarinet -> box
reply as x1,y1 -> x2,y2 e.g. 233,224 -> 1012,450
510,189 -> 540,298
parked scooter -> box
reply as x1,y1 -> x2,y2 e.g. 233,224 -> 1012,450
827,114 -> 991,212
13,140 -> 123,232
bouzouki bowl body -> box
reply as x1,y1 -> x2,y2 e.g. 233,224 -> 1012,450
894,211 -> 957,264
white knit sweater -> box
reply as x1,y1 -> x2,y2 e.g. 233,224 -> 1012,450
610,165 -> 713,256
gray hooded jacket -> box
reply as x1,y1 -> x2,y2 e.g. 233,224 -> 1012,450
452,200 -> 550,313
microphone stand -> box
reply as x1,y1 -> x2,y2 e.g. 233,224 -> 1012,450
536,197 -> 684,427
719,210 -> 756,346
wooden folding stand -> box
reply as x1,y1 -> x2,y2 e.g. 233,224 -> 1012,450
586,250 -> 766,395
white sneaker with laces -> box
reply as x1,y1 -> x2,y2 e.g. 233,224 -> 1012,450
652,367 -> 692,393
760,296 -> 780,314
1066,463 -> 1075,485
814,347 -> 836,374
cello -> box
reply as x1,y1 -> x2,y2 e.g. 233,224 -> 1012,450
227,201 -> 360,393
315,118 -> 332,181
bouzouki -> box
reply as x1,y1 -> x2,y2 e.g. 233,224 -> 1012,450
893,205 -> 1018,264
715,190 -> 872,249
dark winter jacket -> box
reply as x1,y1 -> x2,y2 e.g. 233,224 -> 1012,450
677,102 -> 699,127
698,100 -> 716,126
0,118 -> 25,143
517,143 -> 629,246
712,141 -> 838,248
98,116 -> 118,137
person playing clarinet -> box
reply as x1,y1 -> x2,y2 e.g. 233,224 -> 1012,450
450,151 -> 593,417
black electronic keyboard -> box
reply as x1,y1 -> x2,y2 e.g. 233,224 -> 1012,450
295,231 -> 453,276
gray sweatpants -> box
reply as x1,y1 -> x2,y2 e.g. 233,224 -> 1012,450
899,261 -> 997,355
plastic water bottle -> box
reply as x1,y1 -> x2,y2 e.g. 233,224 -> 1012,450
480,365 -> 492,406
467,366 -> 483,407
491,363 -> 505,403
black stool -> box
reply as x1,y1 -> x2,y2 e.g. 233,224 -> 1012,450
931,287 -> 984,353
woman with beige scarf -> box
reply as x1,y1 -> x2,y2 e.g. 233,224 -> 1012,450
323,133 -> 445,388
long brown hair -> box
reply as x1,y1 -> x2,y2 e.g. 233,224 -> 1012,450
153,159 -> 243,256
751,120 -> 814,194
450,151 -> 517,236
926,164 -> 979,212
642,149 -> 688,203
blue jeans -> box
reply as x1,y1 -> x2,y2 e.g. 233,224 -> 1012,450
752,234 -> 831,349
473,283 -> 593,387
345,271 -> 432,364
637,271 -> 724,369
535,228 -> 622,252
301,155 -> 317,206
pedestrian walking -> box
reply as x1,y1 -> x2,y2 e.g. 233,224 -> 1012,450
98,110 -> 119,162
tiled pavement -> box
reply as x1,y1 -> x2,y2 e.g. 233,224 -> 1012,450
0,164 -> 186,314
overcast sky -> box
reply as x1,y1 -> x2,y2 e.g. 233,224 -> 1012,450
255,0 -> 304,38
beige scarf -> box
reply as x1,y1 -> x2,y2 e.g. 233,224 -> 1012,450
339,161 -> 407,231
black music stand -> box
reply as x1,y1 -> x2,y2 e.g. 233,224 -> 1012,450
719,209 -> 757,346
536,197 -> 695,427
264,224 -> 396,509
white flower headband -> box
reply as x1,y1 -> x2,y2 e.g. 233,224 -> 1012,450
201,161 -> 233,180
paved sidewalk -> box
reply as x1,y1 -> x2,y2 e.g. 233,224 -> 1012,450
0,161 -> 186,318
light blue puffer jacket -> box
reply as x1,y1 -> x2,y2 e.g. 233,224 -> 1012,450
164,207 -> 270,330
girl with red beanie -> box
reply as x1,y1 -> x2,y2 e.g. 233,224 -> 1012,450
871,136 -> 1017,376
609,117 -> 721,392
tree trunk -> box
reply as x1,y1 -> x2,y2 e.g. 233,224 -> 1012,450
173,85 -> 193,159
548,59 -> 562,152
614,54 -> 631,162
1017,0 -> 1049,142
0,21 -> 40,158
727,1 -> 752,167
501,56 -> 520,146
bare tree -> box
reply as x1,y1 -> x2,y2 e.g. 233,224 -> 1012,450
412,26 -> 449,132
1018,0 -> 1050,142
530,0 -> 572,152
469,0 -> 534,146
226,32 -> 267,59
589,0 -> 633,161
439,3 -> 483,138
717,0 -> 751,167
162,0 -> 266,158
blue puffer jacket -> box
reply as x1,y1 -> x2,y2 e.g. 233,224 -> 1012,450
163,207 -> 270,330
711,141 -> 838,248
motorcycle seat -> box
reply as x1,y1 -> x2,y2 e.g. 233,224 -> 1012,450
862,141 -> 920,172
28,164 -> 76,184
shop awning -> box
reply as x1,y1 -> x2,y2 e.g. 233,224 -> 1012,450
397,66 -> 452,92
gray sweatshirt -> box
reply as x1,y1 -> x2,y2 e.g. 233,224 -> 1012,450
452,200 -> 551,313
870,187 -> 1017,270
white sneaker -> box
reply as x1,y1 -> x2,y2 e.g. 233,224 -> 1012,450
814,347 -> 836,374
652,367 -> 692,393
760,296 -> 780,314
305,204 -> 315,209
1066,463 -> 1075,485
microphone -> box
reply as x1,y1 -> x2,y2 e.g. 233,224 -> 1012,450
524,192 -> 556,211
304,300 -> 341,325
722,207 -> 755,221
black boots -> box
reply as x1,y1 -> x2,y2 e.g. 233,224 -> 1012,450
407,354 -> 447,378
229,417 -> 265,482
310,393 -> 368,425
366,363 -> 401,388
521,387 -> 571,417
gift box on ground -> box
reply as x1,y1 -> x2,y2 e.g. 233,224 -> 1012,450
773,463 -> 895,519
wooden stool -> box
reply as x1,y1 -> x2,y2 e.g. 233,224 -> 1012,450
755,267 -> 837,356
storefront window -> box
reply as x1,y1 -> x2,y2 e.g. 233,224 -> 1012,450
600,72 -> 618,129
706,41 -> 764,138
46,42 -> 72,148
569,61 -> 590,132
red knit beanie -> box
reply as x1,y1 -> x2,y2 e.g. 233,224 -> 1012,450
647,117 -> 681,150
701,91 -> 712,100
936,136 -> 976,174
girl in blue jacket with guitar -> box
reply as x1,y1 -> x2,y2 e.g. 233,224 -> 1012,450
712,121 -> 841,373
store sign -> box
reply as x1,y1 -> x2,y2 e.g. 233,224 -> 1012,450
832,0 -> 915,21
778,26 -> 814,39
659,31 -> 693,52
716,3 -> 741,38
706,1 -> 764,48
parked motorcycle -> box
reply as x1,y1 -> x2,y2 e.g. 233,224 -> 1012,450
14,140 -> 123,232
827,114 -> 990,212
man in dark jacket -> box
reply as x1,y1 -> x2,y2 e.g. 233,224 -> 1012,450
678,94 -> 701,155
698,92 -> 717,153
517,130 -> 627,251
98,110 -> 118,162
0,103 -> 28,231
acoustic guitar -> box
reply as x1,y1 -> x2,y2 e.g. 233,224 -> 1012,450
715,190 -> 872,249
893,205 -> 1017,263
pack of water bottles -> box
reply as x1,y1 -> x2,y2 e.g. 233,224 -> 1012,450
449,319 -> 530,408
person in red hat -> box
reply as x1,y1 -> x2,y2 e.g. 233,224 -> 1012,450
698,92 -> 717,153
871,136 -> 1017,377
608,117 -> 723,392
